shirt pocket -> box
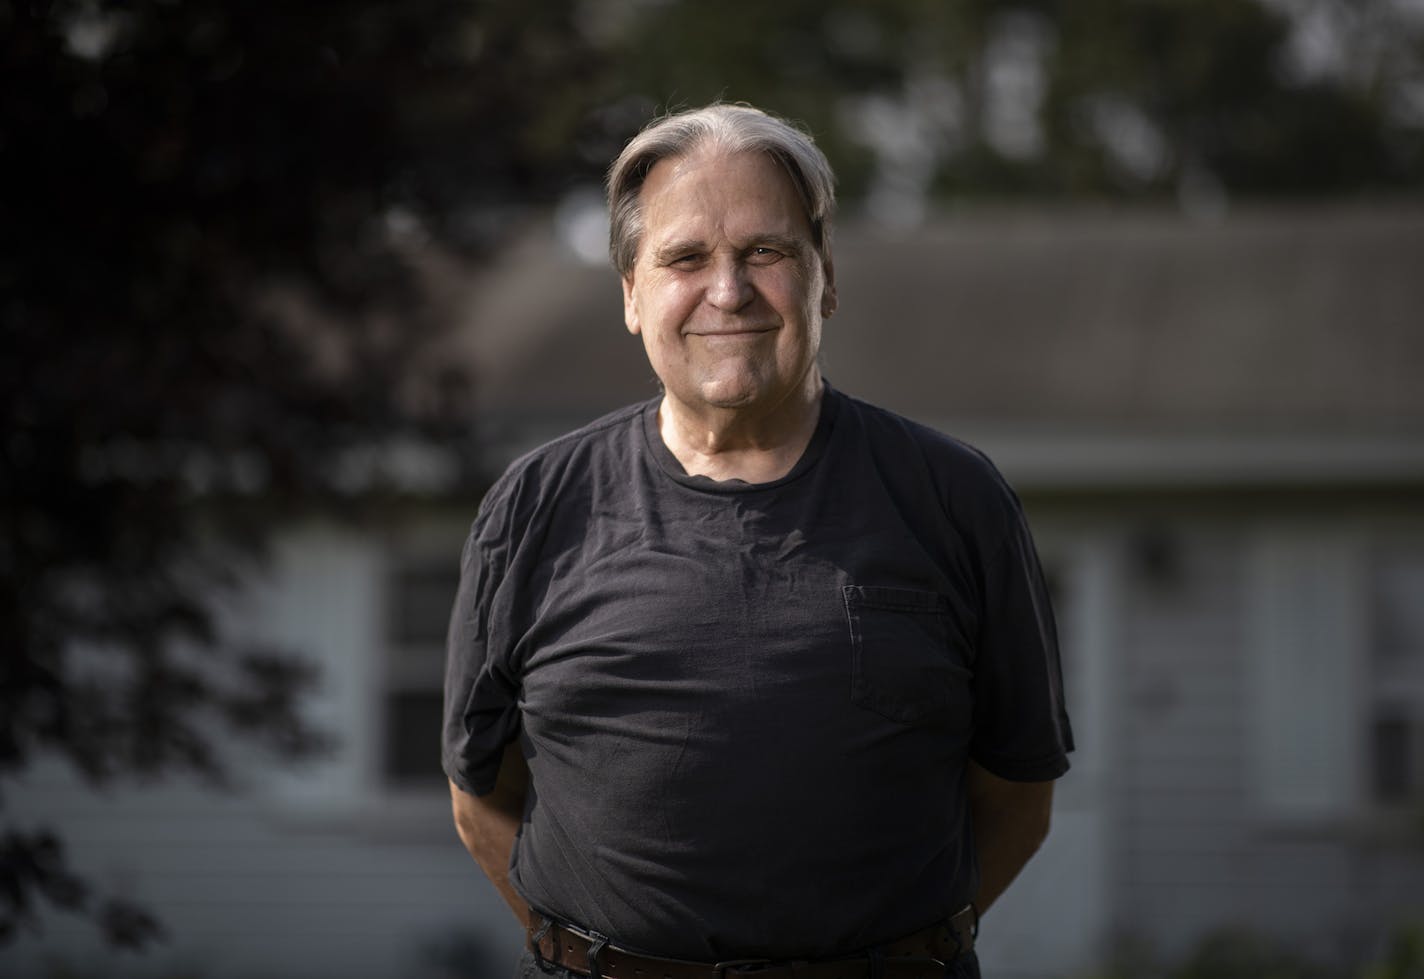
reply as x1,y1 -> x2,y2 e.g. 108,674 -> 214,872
842,584 -> 971,727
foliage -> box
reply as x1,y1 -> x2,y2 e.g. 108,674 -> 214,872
1172,930 -> 1345,979
1361,923 -> 1424,979
0,0 -> 611,949
612,0 -> 1424,207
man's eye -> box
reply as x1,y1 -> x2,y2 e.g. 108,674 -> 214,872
748,247 -> 784,265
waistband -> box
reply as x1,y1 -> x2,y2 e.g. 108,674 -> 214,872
527,905 -> 977,979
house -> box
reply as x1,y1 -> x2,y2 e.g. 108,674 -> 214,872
7,202 -> 1424,979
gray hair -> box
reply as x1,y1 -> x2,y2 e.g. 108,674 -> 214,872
605,103 -> 837,277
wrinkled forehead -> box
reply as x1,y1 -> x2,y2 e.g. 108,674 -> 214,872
635,148 -> 819,252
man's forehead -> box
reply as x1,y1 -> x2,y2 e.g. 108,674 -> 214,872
646,145 -> 755,184
638,149 -> 812,242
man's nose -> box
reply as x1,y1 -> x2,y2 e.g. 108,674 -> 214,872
705,258 -> 753,311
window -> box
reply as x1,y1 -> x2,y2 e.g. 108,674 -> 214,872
383,553 -> 461,788
1367,545 -> 1424,808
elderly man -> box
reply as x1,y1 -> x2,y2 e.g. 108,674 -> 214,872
443,103 -> 1072,979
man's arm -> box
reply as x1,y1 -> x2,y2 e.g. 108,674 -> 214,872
449,741 -> 530,924
967,759 -> 1055,915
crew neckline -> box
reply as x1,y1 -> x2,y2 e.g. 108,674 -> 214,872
641,383 -> 841,494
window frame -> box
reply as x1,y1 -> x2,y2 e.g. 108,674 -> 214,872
380,518 -> 469,795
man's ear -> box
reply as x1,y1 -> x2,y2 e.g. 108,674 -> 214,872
622,275 -> 641,335
820,258 -> 838,319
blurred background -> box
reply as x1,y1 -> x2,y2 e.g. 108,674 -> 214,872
3,0 -> 1424,976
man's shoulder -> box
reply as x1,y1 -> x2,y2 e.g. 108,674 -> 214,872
830,387 -> 1027,544
467,399 -> 652,544
507,400 -> 649,473
833,388 -> 1007,486
480,399 -> 650,506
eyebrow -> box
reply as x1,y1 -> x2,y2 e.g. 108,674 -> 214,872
651,240 -> 704,265
750,233 -> 806,256
651,233 -> 806,265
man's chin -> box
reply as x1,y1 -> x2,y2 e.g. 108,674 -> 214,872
695,379 -> 809,417
657,375 -> 762,416
695,384 -> 761,411
689,364 -> 821,410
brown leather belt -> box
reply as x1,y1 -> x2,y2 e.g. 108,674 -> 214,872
527,906 -> 977,979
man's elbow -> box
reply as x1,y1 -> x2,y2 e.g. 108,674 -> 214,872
451,801 -> 474,845
449,780 -> 485,850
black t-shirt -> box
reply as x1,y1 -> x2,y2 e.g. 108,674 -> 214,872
443,385 -> 1073,961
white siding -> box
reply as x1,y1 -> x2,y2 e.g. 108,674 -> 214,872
1247,530 -> 1365,821
3,521 -> 522,979
976,528 -> 1118,978
1112,513 -> 1424,967
5,767 -> 521,979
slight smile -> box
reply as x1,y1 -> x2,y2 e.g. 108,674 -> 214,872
687,327 -> 776,338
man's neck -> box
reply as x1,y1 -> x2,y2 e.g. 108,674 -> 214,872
658,375 -> 824,484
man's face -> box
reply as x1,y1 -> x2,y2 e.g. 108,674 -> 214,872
622,149 -> 836,419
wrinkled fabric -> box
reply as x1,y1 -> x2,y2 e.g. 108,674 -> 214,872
445,385 -> 1072,961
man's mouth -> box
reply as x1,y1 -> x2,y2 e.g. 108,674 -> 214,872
688,325 -> 775,337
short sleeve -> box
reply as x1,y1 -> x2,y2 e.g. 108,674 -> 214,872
441,501 -> 522,797
969,498 -> 1075,781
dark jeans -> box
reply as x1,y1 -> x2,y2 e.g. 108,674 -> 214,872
514,945 -> 983,979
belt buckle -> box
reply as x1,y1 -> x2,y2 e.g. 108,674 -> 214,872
713,958 -> 774,977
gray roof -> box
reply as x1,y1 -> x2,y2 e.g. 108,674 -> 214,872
450,202 -> 1424,488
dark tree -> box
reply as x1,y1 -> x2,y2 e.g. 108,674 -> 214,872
610,0 -> 1423,204
1038,0 -> 1422,198
0,0 -> 609,947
